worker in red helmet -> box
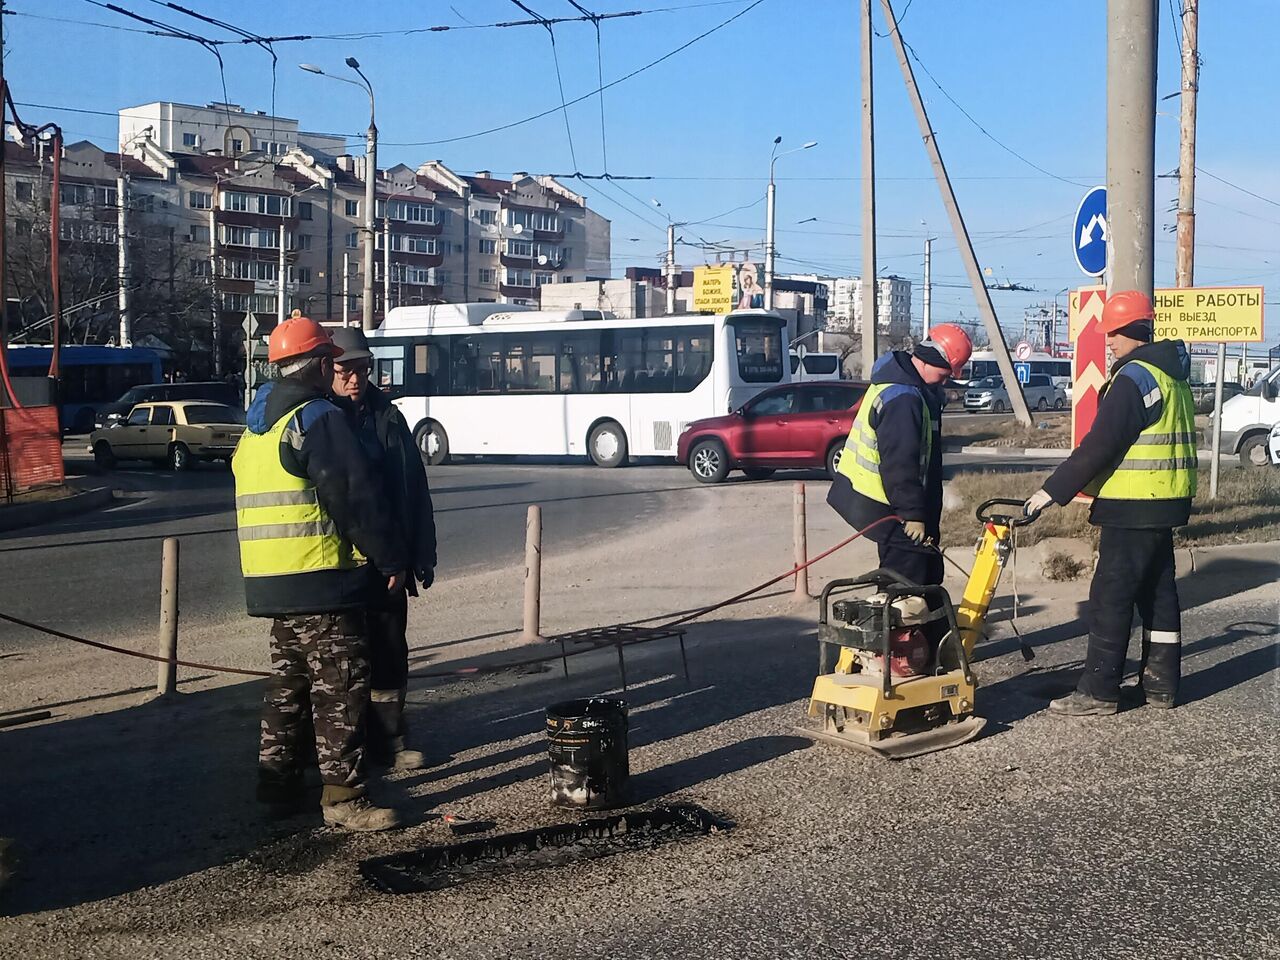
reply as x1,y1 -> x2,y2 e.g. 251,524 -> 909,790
1025,290 -> 1197,716
233,312 -> 409,832
829,324 -> 973,606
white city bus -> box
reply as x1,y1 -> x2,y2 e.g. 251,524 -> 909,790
365,303 -> 789,466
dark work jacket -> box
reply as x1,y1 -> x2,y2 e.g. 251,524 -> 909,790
240,378 -> 409,618
827,351 -> 944,543
1042,338 -> 1195,528
332,383 -> 438,593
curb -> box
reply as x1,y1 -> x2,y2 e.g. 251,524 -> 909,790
944,445 -> 1070,458
0,486 -> 115,533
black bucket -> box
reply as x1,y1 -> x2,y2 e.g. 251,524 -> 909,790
546,697 -> 630,810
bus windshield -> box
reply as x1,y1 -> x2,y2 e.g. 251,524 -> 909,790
732,319 -> 784,383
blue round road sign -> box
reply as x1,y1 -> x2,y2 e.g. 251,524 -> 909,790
1073,186 -> 1108,278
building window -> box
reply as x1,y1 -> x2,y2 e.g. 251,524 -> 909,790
435,270 -> 451,286
345,199 -> 359,217
59,183 -> 116,207
346,232 -> 359,249
507,209 -> 560,233
295,267 -> 312,284
226,192 -> 251,212
506,239 -> 533,259
59,220 -> 117,244
535,272 -> 554,287
403,236 -> 435,254
230,138 -> 244,154
258,194 -> 290,216
478,208 -> 497,226
505,269 -> 533,287
479,267 -> 496,285
298,200 -> 313,220
223,259 -> 278,281
403,266 -> 434,284
294,233 -> 312,251
189,190 -> 212,209
14,181 -> 32,202
190,224 -> 210,243
191,259 -> 210,278
183,132 -> 198,147
386,200 -> 435,223
13,218 -> 32,238
562,276 -> 573,283
479,238 -> 497,255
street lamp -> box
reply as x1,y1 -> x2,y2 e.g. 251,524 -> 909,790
652,198 -> 684,315
765,137 -> 817,310
300,59 -> 378,330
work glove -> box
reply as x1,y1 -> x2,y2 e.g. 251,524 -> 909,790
1024,488 -> 1054,517
902,520 -> 927,544
416,567 -> 435,590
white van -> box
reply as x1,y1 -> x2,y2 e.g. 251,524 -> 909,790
1218,365 -> 1280,466
789,351 -> 843,382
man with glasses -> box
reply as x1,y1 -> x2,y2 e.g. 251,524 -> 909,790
329,327 -> 438,771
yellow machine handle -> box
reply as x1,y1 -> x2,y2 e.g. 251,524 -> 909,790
954,498 -> 1040,657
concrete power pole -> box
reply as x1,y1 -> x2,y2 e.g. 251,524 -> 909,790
277,222 -> 287,327
666,222 -> 677,315
764,175 -> 776,311
922,236 -> 932,341
1106,0 -> 1158,298
879,0 -> 1031,424
1172,2 -> 1214,495
859,0 -> 879,378
116,173 -> 131,346
209,183 -> 221,377
362,131 -> 377,331
383,214 -> 391,316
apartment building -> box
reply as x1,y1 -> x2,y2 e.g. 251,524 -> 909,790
119,101 -> 346,160
785,273 -> 912,343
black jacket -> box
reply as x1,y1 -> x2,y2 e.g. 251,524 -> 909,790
239,378 -> 409,618
333,383 -> 438,589
827,351 -> 944,543
1042,339 -> 1195,529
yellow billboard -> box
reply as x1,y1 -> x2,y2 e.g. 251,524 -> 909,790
692,264 -> 735,314
1153,286 -> 1264,343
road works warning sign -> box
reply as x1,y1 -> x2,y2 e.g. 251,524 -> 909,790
1153,286 -> 1264,343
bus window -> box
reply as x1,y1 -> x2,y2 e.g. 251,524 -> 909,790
414,341 -> 449,396
732,319 -> 784,383
503,336 -> 557,393
560,333 -> 603,393
370,345 -> 405,391
673,329 -> 713,393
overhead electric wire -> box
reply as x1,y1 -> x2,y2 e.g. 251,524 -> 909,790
898,35 -> 1089,189
1196,167 -> 1280,210
566,0 -> 611,174
376,0 -> 768,147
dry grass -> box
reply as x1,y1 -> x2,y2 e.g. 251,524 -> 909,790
943,415 -> 1073,449
1043,552 -> 1088,581
942,466 -> 1280,549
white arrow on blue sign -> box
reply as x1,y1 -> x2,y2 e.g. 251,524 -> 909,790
1014,361 -> 1031,385
1073,186 -> 1108,277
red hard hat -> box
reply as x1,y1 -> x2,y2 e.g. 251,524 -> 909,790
1099,290 -> 1155,335
267,312 -> 343,364
921,323 -> 973,377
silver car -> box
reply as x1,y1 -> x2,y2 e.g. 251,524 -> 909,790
964,374 -> 1065,413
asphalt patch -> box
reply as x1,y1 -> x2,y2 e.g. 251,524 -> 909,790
359,804 -> 732,894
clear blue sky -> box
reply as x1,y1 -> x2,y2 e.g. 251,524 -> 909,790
7,0 -> 1279,338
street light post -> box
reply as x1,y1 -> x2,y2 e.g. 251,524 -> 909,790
301,59 -> 377,330
765,138 -> 817,311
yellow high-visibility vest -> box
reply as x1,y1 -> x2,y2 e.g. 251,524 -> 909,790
232,400 -> 364,578
1084,359 -> 1198,500
836,381 -> 933,505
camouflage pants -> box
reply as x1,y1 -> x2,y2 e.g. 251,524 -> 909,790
259,612 -> 369,792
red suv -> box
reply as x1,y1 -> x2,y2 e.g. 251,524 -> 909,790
677,380 -> 868,484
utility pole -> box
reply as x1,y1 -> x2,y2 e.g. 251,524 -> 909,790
1172,2 -> 1213,495
1106,0 -> 1158,297
342,251 -> 351,328
276,220 -> 287,327
859,0 -> 878,378
922,236 -> 932,341
383,214 -> 391,316
666,222 -> 677,315
361,128 -> 377,330
116,172 -> 131,346
764,171 -> 776,310
879,0 -> 1031,424
209,182 -> 221,377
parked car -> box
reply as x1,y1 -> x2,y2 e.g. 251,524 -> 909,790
963,373 -> 1064,413
1186,380 -> 1245,414
677,380 -> 868,484
90,401 -> 245,470
96,381 -> 239,428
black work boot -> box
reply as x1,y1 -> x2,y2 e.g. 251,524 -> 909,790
256,768 -> 307,819
367,689 -> 425,772
1049,690 -> 1120,716
1140,631 -> 1181,709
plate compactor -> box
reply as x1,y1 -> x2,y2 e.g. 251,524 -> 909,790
803,498 -> 1040,760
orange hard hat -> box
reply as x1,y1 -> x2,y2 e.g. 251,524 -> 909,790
267,311 -> 343,364
1099,290 -> 1155,335
920,323 -> 973,377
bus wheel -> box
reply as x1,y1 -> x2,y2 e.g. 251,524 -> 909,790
93,441 -> 116,470
588,421 -> 628,468
414,420 -> 450,466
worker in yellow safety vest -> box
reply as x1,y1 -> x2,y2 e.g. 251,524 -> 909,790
827,323 -> 973,588
233,313 -> 409,832
1025,290 -> 1197,716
